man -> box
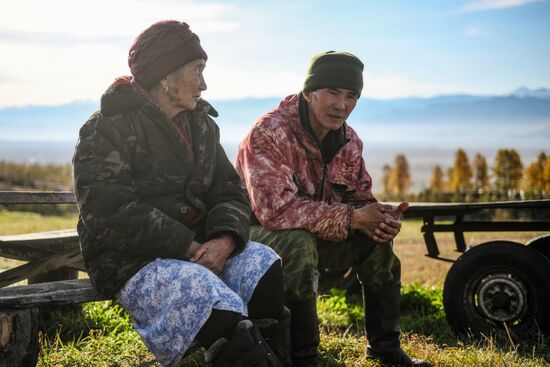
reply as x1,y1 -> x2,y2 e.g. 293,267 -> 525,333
236,51 -> 430,367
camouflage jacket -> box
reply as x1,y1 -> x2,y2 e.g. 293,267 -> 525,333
235,93 -> 376,241
73,77 -> 251,296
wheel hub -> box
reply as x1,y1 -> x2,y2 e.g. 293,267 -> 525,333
477,273 -> 526,322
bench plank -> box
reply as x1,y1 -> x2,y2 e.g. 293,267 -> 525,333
0,229 -> 78,248
0,242 -> 86,271
0,279 -> 108,308
0,191 -> 75,204
0,248 -> 82,288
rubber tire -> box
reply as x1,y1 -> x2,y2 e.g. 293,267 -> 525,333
527,234 -> 550,260
443,241 -> 550,339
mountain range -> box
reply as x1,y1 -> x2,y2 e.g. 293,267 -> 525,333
1,87 -> 548,144
1,87 -> 548,191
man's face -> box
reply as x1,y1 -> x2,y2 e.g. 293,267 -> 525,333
303,88 -> 358,140
165,58 -> 207,112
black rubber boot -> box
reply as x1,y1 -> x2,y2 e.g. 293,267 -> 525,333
287,298 -> 320,367
204,319 -> 282,367
363,284 -> 432,367
253,307 -> 292,366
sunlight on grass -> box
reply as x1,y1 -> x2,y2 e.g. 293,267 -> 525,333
0,210 -> 77,235
35,289 -> 550,366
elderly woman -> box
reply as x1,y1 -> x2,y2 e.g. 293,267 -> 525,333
73,21 -> 289,367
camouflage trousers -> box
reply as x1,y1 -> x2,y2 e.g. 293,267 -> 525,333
250,226 -> 401,302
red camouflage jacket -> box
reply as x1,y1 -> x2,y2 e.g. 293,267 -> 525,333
235,93 -> 377,241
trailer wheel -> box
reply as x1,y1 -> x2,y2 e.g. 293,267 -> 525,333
443,241 -> 550,339
526,234 -> 550,260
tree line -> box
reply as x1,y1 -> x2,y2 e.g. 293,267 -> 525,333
2,150 -> 550,204
0,160 -> 73,190
380,149 -> 550,202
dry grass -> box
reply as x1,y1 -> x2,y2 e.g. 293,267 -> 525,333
0,210 -> 77,236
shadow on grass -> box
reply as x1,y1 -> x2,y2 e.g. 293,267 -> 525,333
39,300 -> 133,343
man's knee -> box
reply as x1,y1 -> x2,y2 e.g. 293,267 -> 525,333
250,227 -> 317,265
357,240 -> 402,288
250,227 -> 319,301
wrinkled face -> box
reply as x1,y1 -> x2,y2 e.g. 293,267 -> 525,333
303,88 -> 358,140
165,58 -> 207,112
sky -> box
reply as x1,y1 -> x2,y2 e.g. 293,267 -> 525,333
1,0 -> 549,107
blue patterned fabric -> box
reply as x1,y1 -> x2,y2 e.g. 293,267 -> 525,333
117,241 -> 279,367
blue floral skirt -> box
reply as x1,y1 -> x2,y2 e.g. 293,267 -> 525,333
117,241 -> 279,367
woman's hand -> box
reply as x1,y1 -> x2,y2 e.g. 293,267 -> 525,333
190,234 -> 236,274
185,240 -> 202,259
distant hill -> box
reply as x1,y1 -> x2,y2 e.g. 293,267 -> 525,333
0,87 -> 550,158
1,87 -> 549,146
1,88 -> 548,191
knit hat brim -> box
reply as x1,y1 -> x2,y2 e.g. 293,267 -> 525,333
303,51 -> 364,97
128,21 -> 207,89
135,44 -> 207,89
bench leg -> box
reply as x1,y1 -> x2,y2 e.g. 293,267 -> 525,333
0,308 -> 39,367
30,268 -> 81,324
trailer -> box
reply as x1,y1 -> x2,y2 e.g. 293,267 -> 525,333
406,200 -> 550,339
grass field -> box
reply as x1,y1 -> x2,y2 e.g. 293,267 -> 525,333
1,211 -> 549,366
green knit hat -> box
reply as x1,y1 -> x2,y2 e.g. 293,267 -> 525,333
303,51 -> 364,97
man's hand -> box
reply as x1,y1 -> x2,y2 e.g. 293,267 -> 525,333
389,201 -> 409,219
351,202 -> 408,243
190,234 -> 236,274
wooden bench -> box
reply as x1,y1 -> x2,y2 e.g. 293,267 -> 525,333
0,191 -> 205,367
0,191 -> 106,366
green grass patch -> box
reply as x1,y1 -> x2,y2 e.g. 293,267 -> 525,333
0,210 -> 77,235
36,286 -> 550,366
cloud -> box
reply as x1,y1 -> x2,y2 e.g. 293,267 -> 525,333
1,0 -> 241,46
0,0 -> 249,107
0,28 -> 129,47
0,75 -> 22,84
463,0 -> 541,12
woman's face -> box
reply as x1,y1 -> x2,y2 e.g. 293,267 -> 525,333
165,58 -> 207,112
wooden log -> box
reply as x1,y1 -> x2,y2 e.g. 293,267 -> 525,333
0,243 -> 85,271
0,308 -> 39,367
0,248 -> 82,288
0,230 -> 78,249
0,279 -> 108,308
0,242 -> 57,261
0,314 -> 12,348
26,232 -> 81,286
0,191 -> 75,205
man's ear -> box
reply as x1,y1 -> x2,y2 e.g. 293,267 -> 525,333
302,90 -> 312,102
